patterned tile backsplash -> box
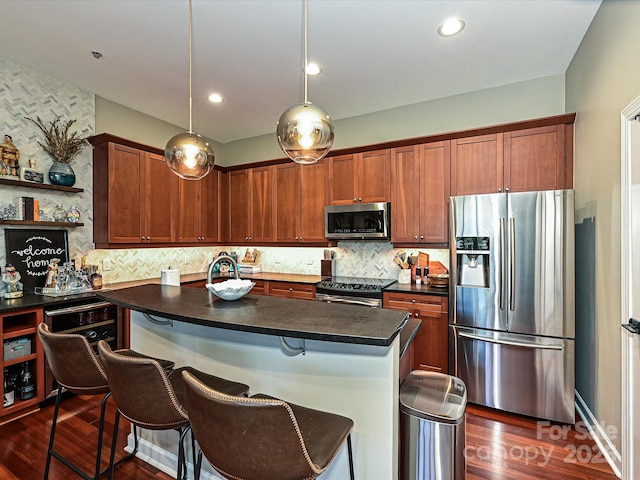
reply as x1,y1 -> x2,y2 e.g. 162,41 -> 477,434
85,243 -> 449,285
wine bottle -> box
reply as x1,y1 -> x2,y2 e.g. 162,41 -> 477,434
3,367 -> 15,407
19,362 -> 35,400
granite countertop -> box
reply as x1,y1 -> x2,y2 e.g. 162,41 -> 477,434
97,284 -> 410,347
384,281 -> 449,296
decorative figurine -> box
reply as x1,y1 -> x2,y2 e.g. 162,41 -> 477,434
3,265 -> 23,299
20,159 -> 44,183
0,135 -> 20,178
44,258 -> 61,289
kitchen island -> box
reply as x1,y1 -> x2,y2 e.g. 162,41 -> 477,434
98,284 -> 411,480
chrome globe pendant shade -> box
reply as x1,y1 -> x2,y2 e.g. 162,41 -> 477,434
276,0 -> 334,164
165,0 -> 214,180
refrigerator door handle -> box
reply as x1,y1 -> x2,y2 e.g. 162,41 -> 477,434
458,331 -> 564,350
500,217 -> 506,310
510,217 -> 516,311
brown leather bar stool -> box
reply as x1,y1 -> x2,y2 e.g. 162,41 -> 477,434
97,340 -> 250,480
37,323 -> 175,480
181,370 -> 355,480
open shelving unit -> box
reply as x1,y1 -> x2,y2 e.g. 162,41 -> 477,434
0,307 -> 44,422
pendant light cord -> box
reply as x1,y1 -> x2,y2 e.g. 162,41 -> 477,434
188,0 -> 193,134
303,0 -> 308,104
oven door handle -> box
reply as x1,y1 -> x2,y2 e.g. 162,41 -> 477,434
45,301 -> 112,317
316,294 -> 379,308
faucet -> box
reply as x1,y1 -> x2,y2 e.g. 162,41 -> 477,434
207,255 -> 240,284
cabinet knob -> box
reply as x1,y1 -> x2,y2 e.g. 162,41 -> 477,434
414,312 -> 419,317
358,197 -> 362,202
245,236 -> 249,241
420,235 -> 424,239
505,187 -> 510,192
414,235 -> 418,240
498,188 -> 502,192
289,288 -> 293,292
353,198 -> 357,202
412,299 -> 416,303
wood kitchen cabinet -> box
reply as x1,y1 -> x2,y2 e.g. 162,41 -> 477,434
275,161 -> 328,243
0,307 -> 44,423
267,281 -> 316,300
451,122 -> 573,195
328,150 -> 391,205
391,141 -> 450,245
504,124 -> 573,192
383,292 -> 448,373
451,133 -> 503,196
227,166 -> 275,244
93,139 -> 175,246
176,170 -> 221,243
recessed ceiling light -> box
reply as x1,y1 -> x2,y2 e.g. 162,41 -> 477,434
304,63 -> 322,76
438,18 -> 465,37
208,93 -> 223,103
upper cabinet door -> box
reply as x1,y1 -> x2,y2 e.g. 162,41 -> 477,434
328,154 -> 358,205
358,149 -> 391,203
227,169 -> 250,243
504,125 -> 570,192
105,143 -> 144,243
144,152 -> 175,243
175,175 -> 200,243
199,170 -> 221,243
391,145 -> 420,243
249,166 -> 275,243
451,133 -> 503,195
275,162 -> 300,242
299,160 -> 328,242
419,141 -> 450,244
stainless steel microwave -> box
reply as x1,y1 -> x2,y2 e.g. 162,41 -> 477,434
325,202 -> 390,240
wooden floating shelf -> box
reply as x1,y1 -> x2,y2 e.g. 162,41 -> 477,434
0,178 -> 84,193
0,220 -> 84,227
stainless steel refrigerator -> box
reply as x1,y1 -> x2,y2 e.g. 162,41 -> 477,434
449,189 -> 575,424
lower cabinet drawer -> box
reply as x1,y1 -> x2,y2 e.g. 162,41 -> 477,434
267,282 -> 316,300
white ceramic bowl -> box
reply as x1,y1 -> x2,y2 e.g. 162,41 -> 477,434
206,279 -> 255,301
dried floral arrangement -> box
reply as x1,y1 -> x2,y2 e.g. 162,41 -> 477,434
25,116 -> 90,164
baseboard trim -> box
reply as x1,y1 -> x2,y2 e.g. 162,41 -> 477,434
575,390 -> 622,478
125,431 -> 221,479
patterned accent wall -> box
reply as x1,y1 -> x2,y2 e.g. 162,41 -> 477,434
0,57 -> 95,276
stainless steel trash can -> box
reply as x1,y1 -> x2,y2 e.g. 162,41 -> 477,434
400,370 -> 467,480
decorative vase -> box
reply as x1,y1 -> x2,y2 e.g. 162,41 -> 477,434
48,161 -> 76,187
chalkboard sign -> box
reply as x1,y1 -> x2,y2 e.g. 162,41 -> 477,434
4,229 -> 69,293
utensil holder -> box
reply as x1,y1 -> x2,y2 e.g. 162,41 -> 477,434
398,269 -> 411,284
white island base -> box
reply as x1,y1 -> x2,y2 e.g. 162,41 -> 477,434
127,310 -> 400,479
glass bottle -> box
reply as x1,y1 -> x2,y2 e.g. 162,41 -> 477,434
53,204 -> 66,222
90,266 -> 103,290
19,362 -> 35,400
3,367 -> 15,407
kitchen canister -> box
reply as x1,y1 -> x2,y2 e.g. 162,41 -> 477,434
160,268 -> 180,286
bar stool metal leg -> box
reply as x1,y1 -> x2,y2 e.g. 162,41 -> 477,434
44,388 -> 110,480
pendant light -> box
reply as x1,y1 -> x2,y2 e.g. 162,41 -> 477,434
276,0 -> 334,164
165,0 -> 214,180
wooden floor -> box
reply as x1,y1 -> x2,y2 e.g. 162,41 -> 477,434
0,395 -> 620,479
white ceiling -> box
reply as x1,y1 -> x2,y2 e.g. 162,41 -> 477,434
0,0 -> 601,144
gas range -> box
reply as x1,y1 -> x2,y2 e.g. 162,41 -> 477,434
315,276 -> 396,307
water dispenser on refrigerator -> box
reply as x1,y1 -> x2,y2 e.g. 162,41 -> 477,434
455,236 -> 490,288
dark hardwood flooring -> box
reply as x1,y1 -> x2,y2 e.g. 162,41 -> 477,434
0,395 -> 620,479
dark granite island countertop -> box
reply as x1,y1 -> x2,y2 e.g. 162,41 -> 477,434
97,283 -> 410,347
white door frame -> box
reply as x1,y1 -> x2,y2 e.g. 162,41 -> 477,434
621,96 -> 640,480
